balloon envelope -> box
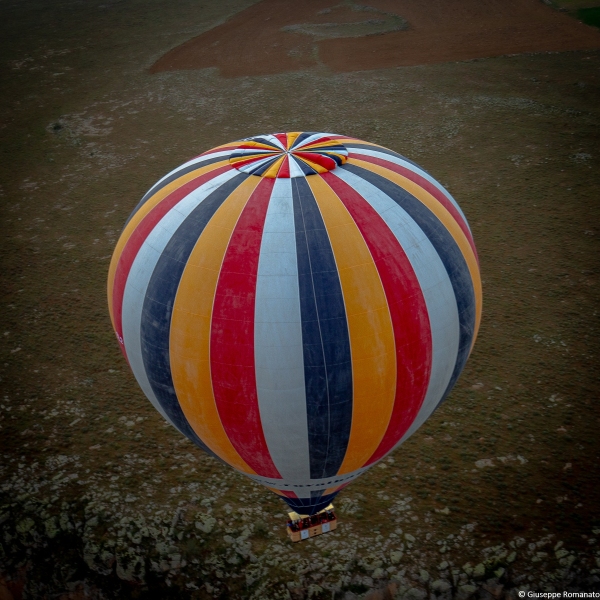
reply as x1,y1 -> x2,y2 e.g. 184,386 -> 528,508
107,132 -> 481,514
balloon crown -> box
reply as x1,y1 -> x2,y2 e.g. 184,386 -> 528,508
229,132 -> 348,178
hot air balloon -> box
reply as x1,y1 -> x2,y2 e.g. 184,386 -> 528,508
107,132 -> 481,518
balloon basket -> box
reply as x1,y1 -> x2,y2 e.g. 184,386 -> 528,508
286,504 -> 337,542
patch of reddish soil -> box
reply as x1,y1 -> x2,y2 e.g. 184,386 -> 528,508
149,0 -> 600,77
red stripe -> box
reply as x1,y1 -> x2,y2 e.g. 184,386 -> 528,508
294,151 -> 336,171
299,135 -> 330,149
210,177 -> 281,479
111,165 -> 232,357
197,146 -> 237,157
322,172 -> 432,465
349,153 -> 478,263
230,155 -> 276,169
278,155 -> 290,178
274,133 -> 288,148
234,144 -> 280,152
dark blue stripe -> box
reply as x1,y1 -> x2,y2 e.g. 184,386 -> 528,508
344,143 -> 427,173
125,155 -> 225,227
295,158 -> 318,176
318,149 -> 347,166
247,156 -> 280,176
230,150 -> 277,161
139,172 -> 249,457
246,136 -> 282,150
342,163 -> 476,407
292,177 -> 352,480
281,491 -> 340,516
290,132 -> 321,149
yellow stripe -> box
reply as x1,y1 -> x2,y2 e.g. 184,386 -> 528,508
107,159 -> 230,327
348,157 -> 483,345
320,151 -> 347,161
238,140 -> 280,151
169,176 -> 263,474
229,152 -> 278,166
333,138 -> 389,149
300,139 -> 346,150
286,132 -> 301,149
263,155 -> 285,178
201,141 -> 244,153
306,176 -> 397,475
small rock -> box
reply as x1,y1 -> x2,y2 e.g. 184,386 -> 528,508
473,563 -> 486,578
431,579 -> 451,592
459,584 -> 477,594
419,569 -> 430,582
16,517 -> 35,534
195,514 -> 216,533
85,516 -> 99,529
44,517 -> 59,539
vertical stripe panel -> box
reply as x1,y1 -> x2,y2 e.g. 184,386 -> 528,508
126,154 -> 232,224
170,176 -> 264,474
254,178 -> 311,482
211,177 -> 282,479
341,163 -> 474,409
140,173 -> 248,450
121,169 -> 242,447
331,168 -> 460,460
305,175 -> 397,474
291,177 -> 352,480
108,161 -> 232,328
342,142 -> 472,230
348,157 -> 481,346
322,172 -> 432,468
348,151 -> 476,254
110,165 -> 232,348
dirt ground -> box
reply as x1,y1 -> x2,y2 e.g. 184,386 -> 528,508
150,0 -> 600,77
1,0 -> 600,598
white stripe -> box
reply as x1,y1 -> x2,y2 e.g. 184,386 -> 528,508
147,150 -> 233,192
236,155 -> 279,174
244,464 -> 371,492
293,132 -> 340,149
288,156 -> 306,178
330,168 -> 460,453
230,148 -> 279,156
254,178 -> 311,482
345,147 -> 471,232
121,169 -> 240,430
261,134 -> 286,150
